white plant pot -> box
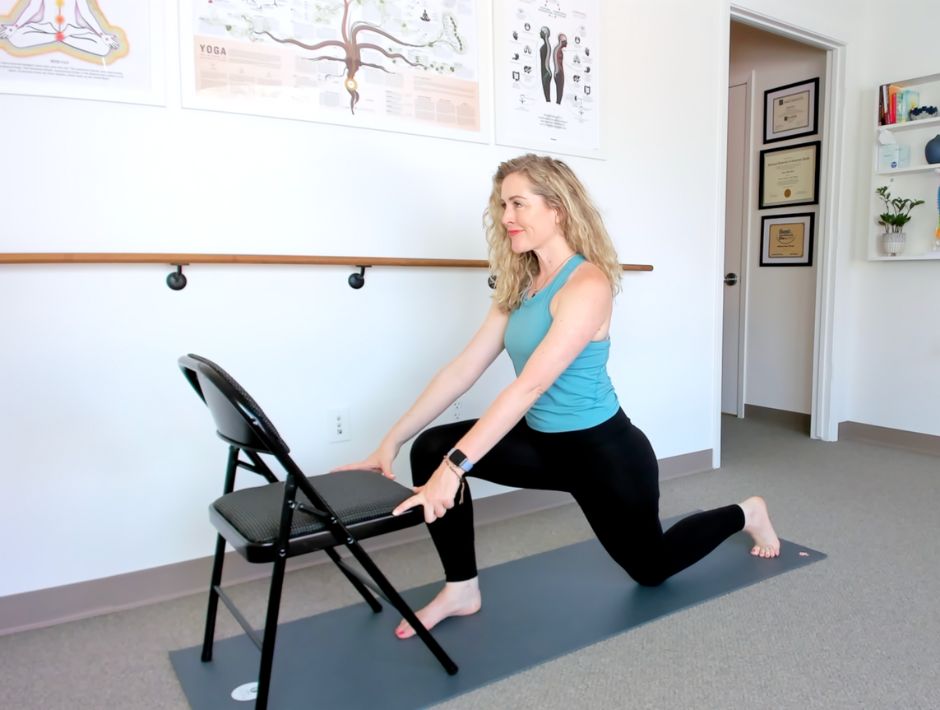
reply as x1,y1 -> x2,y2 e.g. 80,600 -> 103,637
882,231 -> 906,257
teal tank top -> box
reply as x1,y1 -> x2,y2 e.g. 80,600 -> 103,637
504,254 -> 620,432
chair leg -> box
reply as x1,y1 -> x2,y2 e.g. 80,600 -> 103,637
324,547 -> 382,613
347,543 -> 459,675
201,534 -> 227,662
255,556 -> 287,710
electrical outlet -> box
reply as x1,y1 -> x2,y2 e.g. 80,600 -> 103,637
451,399 -> 462,421
328,407 -> 351,443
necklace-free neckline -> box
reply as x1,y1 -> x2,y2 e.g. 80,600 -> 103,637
530,253 -> 577,297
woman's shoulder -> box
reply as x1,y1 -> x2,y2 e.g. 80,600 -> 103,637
568,259 -> 610,290
557,259 -> 612,304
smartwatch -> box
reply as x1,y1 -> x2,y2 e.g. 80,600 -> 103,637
447,447 -> 474,474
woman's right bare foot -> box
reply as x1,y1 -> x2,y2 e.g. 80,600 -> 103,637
739,496 -> 781,558
395,578 -> 482,639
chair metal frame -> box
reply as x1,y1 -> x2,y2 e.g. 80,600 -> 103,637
179,354 -> 457,709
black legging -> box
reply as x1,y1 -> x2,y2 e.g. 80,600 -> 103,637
410,409 -> 745,586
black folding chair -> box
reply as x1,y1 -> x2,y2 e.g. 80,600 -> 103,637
178,354 -> 457,709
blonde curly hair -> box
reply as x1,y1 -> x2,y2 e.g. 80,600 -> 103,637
483,154 -> 621,311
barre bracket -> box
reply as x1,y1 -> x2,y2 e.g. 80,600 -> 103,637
348,266 -> 369,289
167,265 -> 188,291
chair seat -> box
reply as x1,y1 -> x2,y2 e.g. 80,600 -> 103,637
211,469 -> 422,561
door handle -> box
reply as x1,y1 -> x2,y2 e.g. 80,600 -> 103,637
724,272 -> 738,286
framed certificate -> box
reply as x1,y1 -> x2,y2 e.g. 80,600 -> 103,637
758,141 -> 820,209
763,78 -> 819,143
760,213 -> 815,266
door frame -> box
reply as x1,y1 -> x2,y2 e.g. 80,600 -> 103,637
723,75 -> 755,419
713,5 -> 846,465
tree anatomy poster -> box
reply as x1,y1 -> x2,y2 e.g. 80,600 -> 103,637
180,0 -> 486,143
0,0 -> 164,105
494,0 -> 600,158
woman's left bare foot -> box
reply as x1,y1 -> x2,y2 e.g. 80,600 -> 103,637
395,578 -> 481,639
739,496 -> 780,558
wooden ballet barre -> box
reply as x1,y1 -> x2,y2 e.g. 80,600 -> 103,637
0,253 -> 654,290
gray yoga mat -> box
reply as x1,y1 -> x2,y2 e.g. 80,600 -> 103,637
170,521 -> 824,709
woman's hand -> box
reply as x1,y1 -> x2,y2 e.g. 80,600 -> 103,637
393,461 -> 462,524
332,438 -> 400,479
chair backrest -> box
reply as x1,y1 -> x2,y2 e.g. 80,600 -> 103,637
179,353 -> 367,553
178,354 -> 290,455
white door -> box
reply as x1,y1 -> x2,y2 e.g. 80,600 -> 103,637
722,82 -> 748,415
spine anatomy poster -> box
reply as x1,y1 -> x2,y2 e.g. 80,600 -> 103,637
180,0 -> 485,143
494,0 -> 600,158
0,0 -> 163,105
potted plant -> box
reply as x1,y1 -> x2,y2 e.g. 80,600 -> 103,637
875,185 -> 924,256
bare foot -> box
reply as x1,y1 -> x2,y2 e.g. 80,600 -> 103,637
739,496 -> 781,558
395,578 -> 482,639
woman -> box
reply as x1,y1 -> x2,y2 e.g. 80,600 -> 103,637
340,154 -> 779,639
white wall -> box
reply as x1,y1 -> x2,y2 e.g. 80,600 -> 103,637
843,1 -> 940,436
729,22 -> 826,414
0,0 -> 730,597
736,0 -> 940,440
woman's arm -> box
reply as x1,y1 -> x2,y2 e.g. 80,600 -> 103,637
394,264 -> 613,521
452,264 -> 611,461
336,302 -> 509,478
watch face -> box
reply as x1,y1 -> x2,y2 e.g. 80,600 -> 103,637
448,449 -> 471,471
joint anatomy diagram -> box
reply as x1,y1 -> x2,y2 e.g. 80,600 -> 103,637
183,0 -> 482,137
496,0 -> 599,158
0,0 -> 127,64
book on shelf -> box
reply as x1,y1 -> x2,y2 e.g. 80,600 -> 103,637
879,83 -> 922,125
889,84 -> 900,124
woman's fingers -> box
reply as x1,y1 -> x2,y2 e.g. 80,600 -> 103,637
392,489 -> 453,524
331,461 -> 374,472
331,456 -> 395,479
392,494 -> 421,517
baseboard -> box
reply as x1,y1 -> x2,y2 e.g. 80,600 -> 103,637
0,449 -> 712,636
838,421 -> 940,457
744,405 -> 811,433
658,449 -> 713,480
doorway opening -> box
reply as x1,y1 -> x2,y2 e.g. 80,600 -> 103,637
717,8 -> 846,465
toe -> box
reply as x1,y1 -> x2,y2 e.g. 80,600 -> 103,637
395,622 -> 415,639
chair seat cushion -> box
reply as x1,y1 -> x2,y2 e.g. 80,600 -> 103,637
212,469 -> 415,545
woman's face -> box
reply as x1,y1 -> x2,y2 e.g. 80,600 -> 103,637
499,172 -> 562,254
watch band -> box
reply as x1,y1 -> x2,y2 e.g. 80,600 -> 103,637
447,447 -> 473,473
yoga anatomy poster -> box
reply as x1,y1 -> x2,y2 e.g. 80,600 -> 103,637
180,0 -> 487,143
494,0 -> 600,158
0,0 -> 164,105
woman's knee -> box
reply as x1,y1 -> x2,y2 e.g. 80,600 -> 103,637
628,567 -> 668,587
410,421 -> 475,486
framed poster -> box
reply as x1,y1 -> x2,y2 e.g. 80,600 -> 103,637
179,0 -> 488,144
493,0 -> 601,159
763,77 -> 818,144
758,141 -> 820,209
760,213 -> 815,266
0,0 -> 165,106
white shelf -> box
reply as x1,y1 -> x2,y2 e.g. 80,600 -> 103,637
878,115 -> 940,132
869,73 -> 940,264
868,251 -> 940,261
886,72 -> 940,88
876,165 -> 940,176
